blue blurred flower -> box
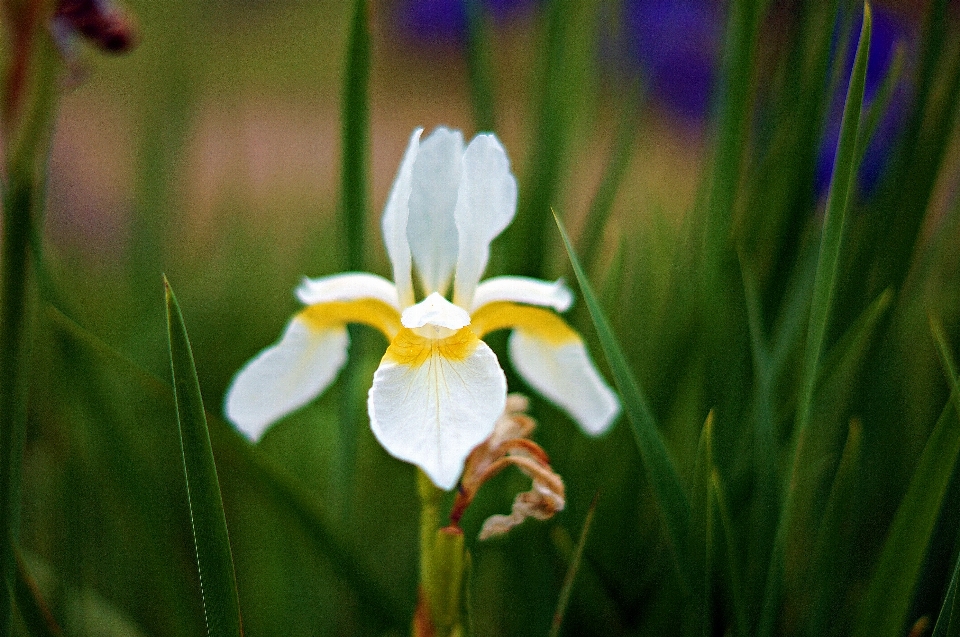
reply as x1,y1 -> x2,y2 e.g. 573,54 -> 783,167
620,0 -> 722,120
815,6 -> 915,199
395,0 -> 534,43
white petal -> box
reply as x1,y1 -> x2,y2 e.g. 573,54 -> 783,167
296,272 -> 400,308
452,134 -> 518,308
406,127 -> 463,295
381,127 -> 423,308
225,317 -> 348,441
470,276 -> 573,313
508,331 -> 620,435
368,340 -> 507,490
401,292 -> 471,330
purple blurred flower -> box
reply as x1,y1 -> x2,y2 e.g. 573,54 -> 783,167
815,6 -> 915,198
395,0 -> 535,43
621,0 -> 723,120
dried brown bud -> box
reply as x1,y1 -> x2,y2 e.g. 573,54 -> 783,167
449,394 -> 566,540
54,0 -> 138,53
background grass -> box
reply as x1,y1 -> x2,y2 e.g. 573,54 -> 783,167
3,0 -> 960,635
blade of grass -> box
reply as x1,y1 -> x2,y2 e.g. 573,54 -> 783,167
549,492 -> 598,637
13,552 -> 62,637
44,305 -> 405,626
932,531 -> 960,637
164,279 -> 243,637
759,6 -> 872,635
555,212 -> 692,589
337,0 -> 373,514
712,471 -> 748,637
855,43 -> 904,173
0,16 -> 60,637
800,419 -> 863,637
849,317 -> 960,637
464,0 -> 495,132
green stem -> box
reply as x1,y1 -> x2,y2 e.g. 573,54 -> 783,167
416,471 -> 466,637
1,11 -> 60,635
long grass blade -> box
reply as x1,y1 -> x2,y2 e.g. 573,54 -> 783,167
555,213 -> 692,587
932,531 -> 960,637
464,0 -> 496,132
849,317 -> 960,637
337,0 -> 373,513
164,278 -> 243,637
549,493 -> 598,637
759,7 -> 872,635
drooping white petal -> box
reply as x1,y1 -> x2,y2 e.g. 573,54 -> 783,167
368,339 -> 507,490
470,276 -> 573,313
452,134 -> 518,309
406,128 -> 463,295
382,127 -> 423,308
225,317 -> 348,441
296,272 -> 400,308
508,330 -> 620,435
401,292 -> 471,331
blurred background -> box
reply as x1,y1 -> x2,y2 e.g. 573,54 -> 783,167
14,0 -> 960,634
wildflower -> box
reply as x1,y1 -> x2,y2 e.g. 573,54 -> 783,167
225,127 -> 619,490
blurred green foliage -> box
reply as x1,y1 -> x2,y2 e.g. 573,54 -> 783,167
3,0 -> 960,635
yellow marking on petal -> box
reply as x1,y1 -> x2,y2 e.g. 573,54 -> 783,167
383,326 -> 480,366
470,302 -> 579,345
300,299 -> 402,340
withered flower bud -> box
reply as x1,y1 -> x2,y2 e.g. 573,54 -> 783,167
54,0 -> 138,54
448,394 -> 566,540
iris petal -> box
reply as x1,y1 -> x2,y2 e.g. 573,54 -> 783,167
225,317 -> 349,440
470,276 -> 573,313
407,127 -> 463,295
382,127 -> 423,308
296,272 -> 400,308
368,328 -> 507,490
452,134 -> 518,308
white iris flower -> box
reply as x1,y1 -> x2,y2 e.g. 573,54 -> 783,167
225,127 -> 620,490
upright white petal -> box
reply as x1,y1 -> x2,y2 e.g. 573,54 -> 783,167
508,331 -> 620,435
368,340 -> 507,490
401,292 -> 471,330
296,272 -> 400,308
470,276 -> 574,313
225,317 -> 349,441
452,134 -> 518,309
406,128 -> 463,295
382,127 -> 423,308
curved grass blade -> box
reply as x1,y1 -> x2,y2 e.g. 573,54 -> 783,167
759,7 -> 873,635
555,213 -> 692,588
44,305 -> 404,626
549,492 -> 598,637
849,317 -> 960,637
712,471 -> 748,637
164,278 -> 243,637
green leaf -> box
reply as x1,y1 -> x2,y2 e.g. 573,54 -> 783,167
932,531 -> 960,637
464,0 -> 496,132
712,471 -> 748,637
336,0 -> 373,513
549,492 -> 598,637
555,212 -> 692,588
760,6 -> 873,634
849,317 -> 960,637
164,278 -> 243,637
13,552 -> 62,637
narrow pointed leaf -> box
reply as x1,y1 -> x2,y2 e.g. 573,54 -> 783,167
555,213 -> 692,587
464,0 -> 496,132
761,7 -> 872,634
849,317 -> 960,637
165,278 -> 243,637
550,492 -> 598,637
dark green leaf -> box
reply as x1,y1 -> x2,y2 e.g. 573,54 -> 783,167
555,212 -> 692,588
550,492 -> 598,637
165,278 -> 243,637
849,317 -> 960,637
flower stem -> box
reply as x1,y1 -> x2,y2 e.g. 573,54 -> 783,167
415,471 -> 466,637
